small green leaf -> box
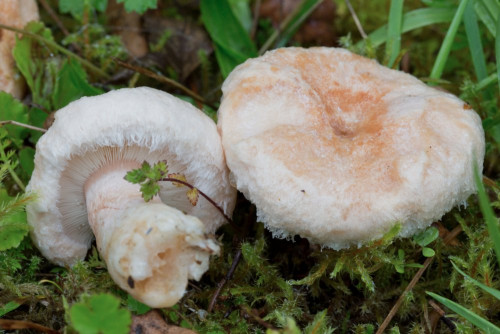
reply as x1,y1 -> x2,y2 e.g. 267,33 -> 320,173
52,60 -> 103,110
124,168 -> 146,184
0,301 -> 21,317
69,293 -> 131,334
0,222 -> 29,251
127,295 -> 150,315
413,227 -> 439,247
0,190 -> 30,251
12,22 -> 54,106
422,247 -> 435,257
19,147 -> 35,176
140,181 -> 160,202
395,264 -> 405,274
398,249 -> 405,259
117,0 -> 157,14
59,0 -> 108,19
0,92 -> 29,147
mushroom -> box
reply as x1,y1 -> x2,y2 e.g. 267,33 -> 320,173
217,47 -> 485,249
26,87 -> 236,307
0,0 -> 39,98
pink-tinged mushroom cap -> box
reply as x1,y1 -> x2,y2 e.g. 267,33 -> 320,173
27,87 -> 236,307
218,47 -> 485,249
0,0 -> 39,98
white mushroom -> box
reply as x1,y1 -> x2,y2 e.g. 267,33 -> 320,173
27,87 -> 236,307
0,0 -> 39,98
218,47 -> 485,249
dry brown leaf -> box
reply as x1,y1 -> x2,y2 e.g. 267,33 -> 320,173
130,310 -> 197,334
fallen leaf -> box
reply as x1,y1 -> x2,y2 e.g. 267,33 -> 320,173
130,310 -> 196,334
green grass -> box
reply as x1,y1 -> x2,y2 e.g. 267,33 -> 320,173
0,0 -> 499,333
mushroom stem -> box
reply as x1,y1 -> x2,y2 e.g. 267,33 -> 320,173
84,161 -> 219,308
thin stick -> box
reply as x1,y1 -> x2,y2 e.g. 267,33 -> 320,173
429,299 -> 457,332
0,23 -> 108,79
345,0 -> 367,39
375,225 -> 462,334
250,0 -> 262,39
161,178 -> 238,232
0,121 -> 47,133
0,319 -> 58,334
38,0 -> 70,36
258,0 -> 302,55
240,305 -> 278,330
208,248 -> 242,312
113,59 -> 217,110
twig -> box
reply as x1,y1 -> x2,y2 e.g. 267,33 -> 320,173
0,319 -> 58,334
161,177 -> 239,233
38,0 -> 70,36
0,120 -> 47,133
240,305 -> 278,330
345,0 -> 367,39
259,0 -> 307,55
113,59 -> 217,110
0,23 -> 108,79
208,248 -> 242,312
250,0 -> 262,39
375,225 -> 463,334
428,299 -> 457,332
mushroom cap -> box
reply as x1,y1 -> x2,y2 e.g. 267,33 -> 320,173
0,0 -> 39,98
218,47 -> 485,249
27,87 -> 236,266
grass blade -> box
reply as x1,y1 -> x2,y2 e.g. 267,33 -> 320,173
475,0 -> 497,37
200,0 -> 257,77
259,0 -> 322,54
429,0 -> 471,80
496,12 -> 500,95
426,292 -> 500,333
386,0 -> 404,68
357,7 -> 455,48
451,262 -> 500,300
474,164 -> 500,265
464,1 -> 489,81
274,0 -> 323,48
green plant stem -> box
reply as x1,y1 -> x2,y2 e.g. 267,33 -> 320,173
429,0 -> 470,80
0,23 -> 108,79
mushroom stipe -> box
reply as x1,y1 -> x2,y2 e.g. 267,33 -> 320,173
26,87 -> 236,308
